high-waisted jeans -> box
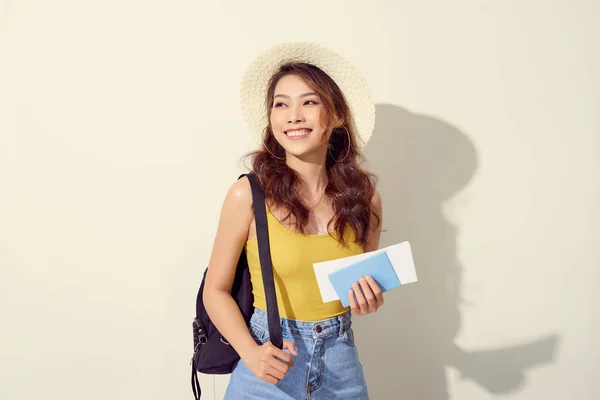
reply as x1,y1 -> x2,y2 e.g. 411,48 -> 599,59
224,308 -> 369,399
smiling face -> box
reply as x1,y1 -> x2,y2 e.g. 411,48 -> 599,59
268,74 -> 337,160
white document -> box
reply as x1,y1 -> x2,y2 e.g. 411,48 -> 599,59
313,241 -> 418,303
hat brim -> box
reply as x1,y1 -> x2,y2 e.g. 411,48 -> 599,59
240,42 -> 375,150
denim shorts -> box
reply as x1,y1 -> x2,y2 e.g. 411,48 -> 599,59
224,308 -> 369,399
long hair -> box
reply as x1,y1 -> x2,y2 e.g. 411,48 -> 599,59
247,62 -> 380,246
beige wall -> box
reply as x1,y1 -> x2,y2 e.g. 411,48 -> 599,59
1,1 -> 598,399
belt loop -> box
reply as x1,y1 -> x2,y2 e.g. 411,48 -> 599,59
338,314 -> 345,336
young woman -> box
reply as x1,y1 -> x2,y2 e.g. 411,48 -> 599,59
203,42 -> 383,399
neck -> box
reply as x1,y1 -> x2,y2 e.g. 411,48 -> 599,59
285,151 -> 328,197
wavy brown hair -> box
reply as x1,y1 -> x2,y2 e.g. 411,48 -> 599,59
247,62 -> 379,246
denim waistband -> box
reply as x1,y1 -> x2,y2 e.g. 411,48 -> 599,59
250,308 -> 352,339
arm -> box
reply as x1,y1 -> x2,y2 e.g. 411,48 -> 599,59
202,177 -> 258,359
363,189 -> 383,253
350,189 -> 384,315
202,177 -> 295,384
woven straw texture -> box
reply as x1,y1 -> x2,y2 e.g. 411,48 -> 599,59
240,42 -> 375,150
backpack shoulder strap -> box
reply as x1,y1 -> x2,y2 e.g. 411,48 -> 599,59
240,173 -> 283,349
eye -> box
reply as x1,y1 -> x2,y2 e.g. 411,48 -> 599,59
304,100 -> 319,105
274,102 -> 287,108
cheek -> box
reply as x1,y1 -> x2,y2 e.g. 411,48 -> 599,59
312,112 -> 331,139
270,111 -> 284,130
269,112 -> 276,128
311,109 -> 328,130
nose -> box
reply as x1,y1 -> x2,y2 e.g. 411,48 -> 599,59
287,103 -> 305,123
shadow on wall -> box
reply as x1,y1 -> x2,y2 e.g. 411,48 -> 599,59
355,103 -> 560,400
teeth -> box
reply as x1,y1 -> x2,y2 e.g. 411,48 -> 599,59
286,130 -> 311,137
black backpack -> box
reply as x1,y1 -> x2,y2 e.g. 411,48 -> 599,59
191,173 -> 283,399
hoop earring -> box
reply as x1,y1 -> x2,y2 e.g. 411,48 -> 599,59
329,125 -> 351,163
262,130 -> 286,160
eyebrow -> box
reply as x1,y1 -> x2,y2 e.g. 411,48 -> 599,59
273,92 -> 319,99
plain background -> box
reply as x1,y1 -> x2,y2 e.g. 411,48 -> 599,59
1,1 -> 598,399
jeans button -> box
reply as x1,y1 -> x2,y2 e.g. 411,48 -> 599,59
315,325 -> 322,333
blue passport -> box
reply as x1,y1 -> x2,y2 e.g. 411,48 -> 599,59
328,251 -> 401,307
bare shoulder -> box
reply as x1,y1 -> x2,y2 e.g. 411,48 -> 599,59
204,176 -> 254,292
217,175 -> 254,235
225,175 -> 253,208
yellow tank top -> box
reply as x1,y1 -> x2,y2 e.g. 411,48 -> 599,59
245,206 -> 364,322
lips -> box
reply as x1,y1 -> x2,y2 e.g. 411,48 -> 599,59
284,128 -> 312,138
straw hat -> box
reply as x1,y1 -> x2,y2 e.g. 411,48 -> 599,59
240,41 -> 375,150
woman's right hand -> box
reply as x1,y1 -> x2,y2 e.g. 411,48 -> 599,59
242,340 -> 298,385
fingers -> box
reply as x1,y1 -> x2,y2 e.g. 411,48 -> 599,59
350,276 -> 384,316
272,346 -> 293,365
348,289 -> 358,313
359,277 -> 378,313
265,341 -> 294,373
267,364 -> 287,380
259,342 -> 295,385
260,369 -> 280,385
250,340 -> 297,385
270,358 -> 290,375
352,281 -> 369,314
283,340 -> 298,356
365,275 -> 384,308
